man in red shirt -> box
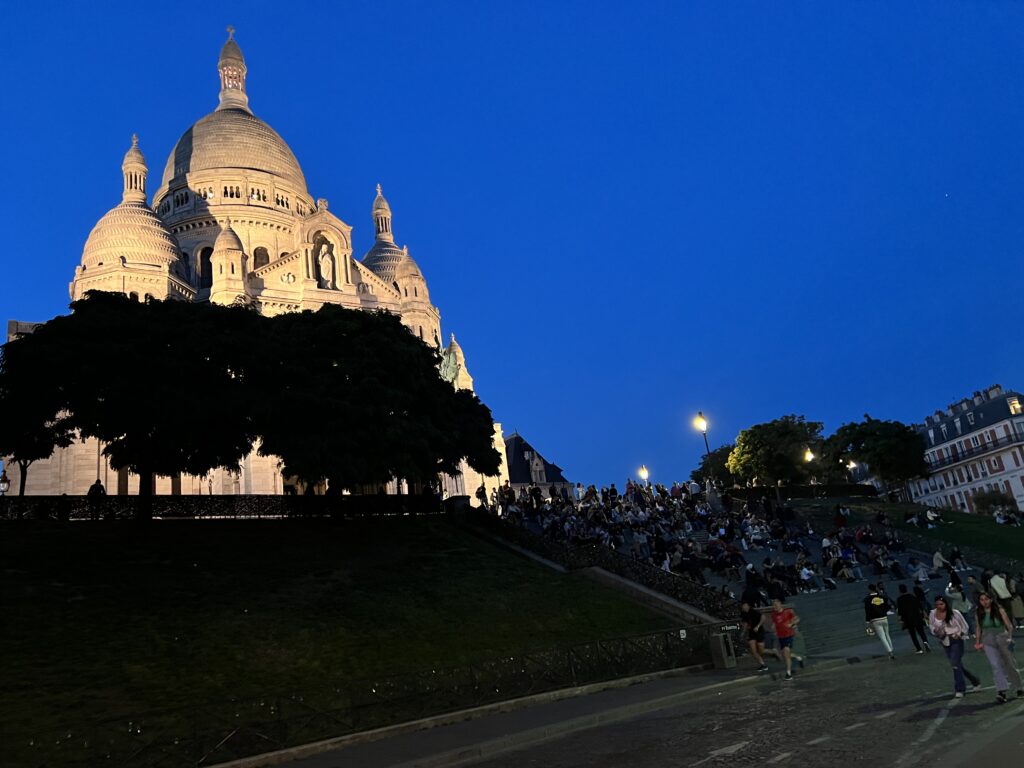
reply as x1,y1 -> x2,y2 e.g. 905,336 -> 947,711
771,598 -> 801,680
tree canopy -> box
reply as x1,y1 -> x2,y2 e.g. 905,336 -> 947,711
690,444 -> 736,486
726,415 -> 823,485
0,292 -> 501,500
821,415 -> 926,484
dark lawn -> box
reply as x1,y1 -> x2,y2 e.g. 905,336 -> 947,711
1,517 -> 673,747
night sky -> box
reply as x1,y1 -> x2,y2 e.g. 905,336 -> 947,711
2,1 -> 1023,487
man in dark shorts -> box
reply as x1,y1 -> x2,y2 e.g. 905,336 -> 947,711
770,598 -> 800,680
741,600 -> 776,671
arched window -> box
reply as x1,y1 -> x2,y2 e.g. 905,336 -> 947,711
393,282 -> 400,294
414,286 -> 418,297
253,247 -> 269,270
404,288 -> 408,297
419,326 -> 423,339
199,247 -> 213,289
280,251 -> 288,260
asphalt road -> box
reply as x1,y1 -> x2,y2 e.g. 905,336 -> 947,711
470,649 -> 1024,768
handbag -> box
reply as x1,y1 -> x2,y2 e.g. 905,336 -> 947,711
866,624 -> 876,636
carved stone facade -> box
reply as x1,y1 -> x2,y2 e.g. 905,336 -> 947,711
9,28 -> 508,498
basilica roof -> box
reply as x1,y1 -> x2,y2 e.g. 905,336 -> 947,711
161,108 -> 308,192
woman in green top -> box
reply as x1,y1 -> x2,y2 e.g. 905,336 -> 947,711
973,591 -> 1023,704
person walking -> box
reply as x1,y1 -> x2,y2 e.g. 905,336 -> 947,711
896,583 -> 930,654
770,598 -> 800,681
865,583 -> 896,660
973,591 -> 1023,703
741,601 -> 777,672
929,595 -> 981,698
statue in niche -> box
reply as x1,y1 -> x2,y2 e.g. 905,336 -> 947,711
315,239 -> 334,289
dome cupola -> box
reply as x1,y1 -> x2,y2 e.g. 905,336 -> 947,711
218,26 -> 249,113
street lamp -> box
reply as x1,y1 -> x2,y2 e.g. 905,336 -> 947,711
0,470 -> 9,496
638,465 -> 650,487
693,411 -> 711,458
804,449 -> 815,463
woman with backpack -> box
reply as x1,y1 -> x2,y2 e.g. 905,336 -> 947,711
973,591 -> 1023,704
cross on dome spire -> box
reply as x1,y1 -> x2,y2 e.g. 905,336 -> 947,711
217,25 -> 250,113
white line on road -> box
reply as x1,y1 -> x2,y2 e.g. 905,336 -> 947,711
875,710 -> 897,719
916,699 -> 958,744
767,752 -> 793,763
689,741 -> 749,766
844,722 -> 867,731
806,736 -> 831,745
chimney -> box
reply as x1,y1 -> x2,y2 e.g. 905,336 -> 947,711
973,392 -> 984,405
924,416 -> 933,426
986,385 -> 1003,399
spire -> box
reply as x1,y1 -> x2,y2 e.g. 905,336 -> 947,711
121,134 -> 147,204
217,25 -> 250,113
373,184 -> 394,243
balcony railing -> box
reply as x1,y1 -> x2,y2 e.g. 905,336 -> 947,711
926,431 -> 1024,470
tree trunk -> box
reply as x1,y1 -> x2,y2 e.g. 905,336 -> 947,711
17,460 -> 31,497
136,467 -> 154,522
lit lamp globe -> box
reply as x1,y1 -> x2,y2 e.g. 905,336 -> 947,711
804,449 -> 815,463
693,413 -> 708,433
639,465 -> 650,485
0,470 -> 9,496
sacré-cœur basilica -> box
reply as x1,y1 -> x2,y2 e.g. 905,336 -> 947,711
7,28 -> 510,497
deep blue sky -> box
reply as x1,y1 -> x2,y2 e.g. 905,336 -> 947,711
2,1 -> 1023,487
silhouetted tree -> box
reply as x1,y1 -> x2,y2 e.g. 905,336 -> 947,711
822,415 -> 926,485
0,331 -> 74,495
727,415 -> 823,484
253,305 -> 500,490
690,444 -> 736,486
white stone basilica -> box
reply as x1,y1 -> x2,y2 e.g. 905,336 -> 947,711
9,29 -> 510,497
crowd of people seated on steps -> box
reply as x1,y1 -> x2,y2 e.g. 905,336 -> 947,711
482,478 -> 829,592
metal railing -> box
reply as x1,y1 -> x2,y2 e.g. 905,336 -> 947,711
926,431 -> 1024,470
0,494 -> 444,521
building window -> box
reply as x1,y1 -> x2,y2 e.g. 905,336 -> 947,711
966,413 -> 975,425
971,435 -> 980,448
1011,398 -> 1022,415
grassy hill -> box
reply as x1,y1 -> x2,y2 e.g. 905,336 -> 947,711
0,517 -> 675,763
790,497 -> 1024,563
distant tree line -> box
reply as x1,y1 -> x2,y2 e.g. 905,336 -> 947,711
691,413 -> 926,488
0,292 -> 501,502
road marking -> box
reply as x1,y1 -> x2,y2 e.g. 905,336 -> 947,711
916,698 -> 959,744
767,752 -> 793,763
806,735 -> 831,745
690,741 -> 749,766
875,710 -> 897,719
844,722 -> 867,731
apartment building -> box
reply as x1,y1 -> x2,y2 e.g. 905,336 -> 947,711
908,384 -> 1024,512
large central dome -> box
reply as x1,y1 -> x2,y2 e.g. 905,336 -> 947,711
160,107 -> 307,191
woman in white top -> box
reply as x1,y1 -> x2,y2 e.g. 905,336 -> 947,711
929,595 -> 981,698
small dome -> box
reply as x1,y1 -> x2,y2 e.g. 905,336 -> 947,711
82,203 -> 180,269
362,240 -> 407,283
214,221 -> 244,251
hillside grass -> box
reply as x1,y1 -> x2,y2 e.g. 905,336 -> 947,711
790,497 -> 1024,562
0,517 -> 674,762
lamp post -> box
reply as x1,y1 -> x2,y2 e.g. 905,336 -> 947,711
638,464 -> 650,488
693,411 -> 711,459
0,469 -> 10,496
804,448 -> 816,485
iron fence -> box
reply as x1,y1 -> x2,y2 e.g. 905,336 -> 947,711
3,624 -> 730,768
0,494 -> 443,521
